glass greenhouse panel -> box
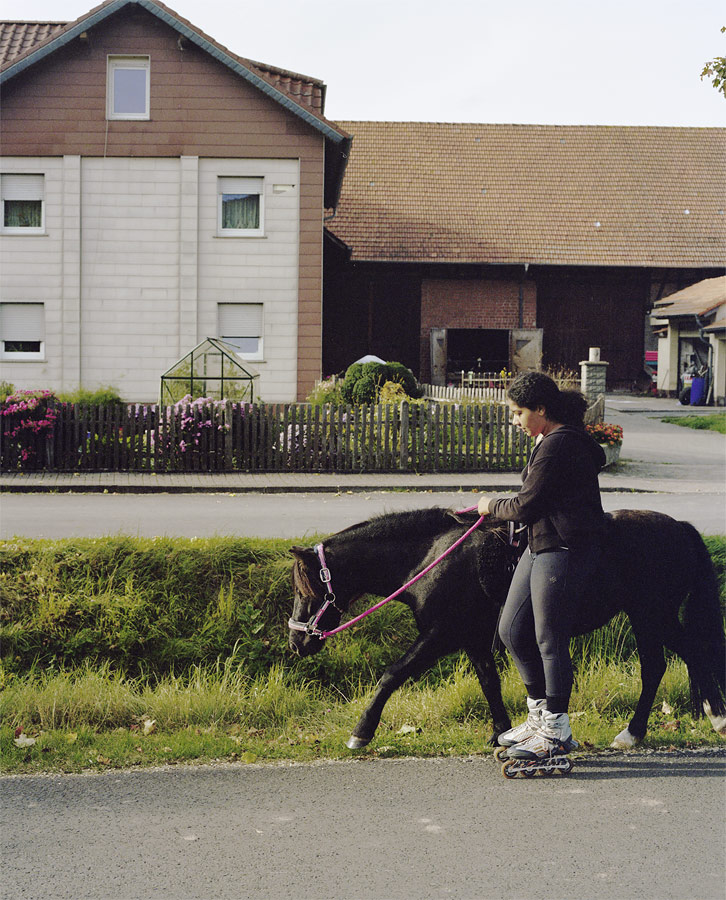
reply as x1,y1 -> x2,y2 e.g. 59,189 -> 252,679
160,338 -> 259,405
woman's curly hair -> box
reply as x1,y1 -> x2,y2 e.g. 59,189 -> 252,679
507,372 -> 587,427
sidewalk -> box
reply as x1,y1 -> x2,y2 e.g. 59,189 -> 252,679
0,395 -> 722,495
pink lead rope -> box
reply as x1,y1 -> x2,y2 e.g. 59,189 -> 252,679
290,506 -> 484,640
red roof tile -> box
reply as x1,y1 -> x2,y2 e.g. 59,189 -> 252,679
329,121 -> 726,268
0,21 -> 65,66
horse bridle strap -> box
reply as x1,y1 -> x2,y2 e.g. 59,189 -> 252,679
288,543 -> 343,637
288,512 -> 486,640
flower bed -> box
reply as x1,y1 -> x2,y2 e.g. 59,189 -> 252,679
0,389 -> 58,467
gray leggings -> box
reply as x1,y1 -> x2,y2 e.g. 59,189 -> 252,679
498,545 -> 600,713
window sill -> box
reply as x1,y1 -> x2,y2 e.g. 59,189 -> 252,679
0,355 -> 46,363
1,230 -> 48,236
214,233 -> 267,239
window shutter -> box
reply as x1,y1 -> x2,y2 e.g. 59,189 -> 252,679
1,174 -> 44,201
218,303 -> 263,336
0,303 -> 45,341
218,177 -> 263,195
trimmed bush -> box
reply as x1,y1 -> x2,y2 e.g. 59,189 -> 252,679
341,360 -> 422,405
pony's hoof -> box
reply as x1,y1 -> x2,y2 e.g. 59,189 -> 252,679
346,735 -> 371,750
610,728 -> 641,749
703,701 -> 726,737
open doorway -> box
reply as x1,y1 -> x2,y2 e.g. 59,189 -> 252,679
447,329 -> 509,377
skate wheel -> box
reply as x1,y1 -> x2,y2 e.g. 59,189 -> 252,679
501,760 -> 519,779
494,746 -> 509,762
560,757 -> 574,775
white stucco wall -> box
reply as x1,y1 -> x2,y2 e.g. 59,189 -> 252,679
197,158 -> 300,403
0,155 -> 300,402
0,157 -> 65,389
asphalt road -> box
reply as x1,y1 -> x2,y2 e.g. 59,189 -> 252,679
2,752 -> 724,900
2,487 -> 725,540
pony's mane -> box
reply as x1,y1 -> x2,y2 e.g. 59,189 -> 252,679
332,507 -> 480,544
291,554 -> 321,597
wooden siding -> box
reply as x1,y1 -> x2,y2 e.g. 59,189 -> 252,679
0,5 -> 325,399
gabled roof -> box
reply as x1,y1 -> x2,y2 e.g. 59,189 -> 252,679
0,21 -> 66,65
653,276 -> 726,319
328,121 -> 726,269
0,0 -> 352,206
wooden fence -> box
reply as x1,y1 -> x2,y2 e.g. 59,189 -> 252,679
1,400 -> 534,473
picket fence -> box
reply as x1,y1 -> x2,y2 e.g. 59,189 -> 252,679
1,399 -> 534,473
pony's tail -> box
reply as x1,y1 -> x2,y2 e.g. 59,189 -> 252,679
680,521 -> 726,730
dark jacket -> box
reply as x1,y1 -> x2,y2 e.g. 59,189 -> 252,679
489,425 -> 606,552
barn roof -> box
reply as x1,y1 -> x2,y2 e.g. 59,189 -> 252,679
328,121 -> 726,268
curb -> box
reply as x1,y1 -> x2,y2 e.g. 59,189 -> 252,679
0,481 -> 658,495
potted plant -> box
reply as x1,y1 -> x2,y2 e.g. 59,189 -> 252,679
586,422 -> 624,467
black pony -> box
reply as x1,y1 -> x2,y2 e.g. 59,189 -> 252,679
289,507 -> 726,750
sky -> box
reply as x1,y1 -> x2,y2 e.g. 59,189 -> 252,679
4,0 -> 725,126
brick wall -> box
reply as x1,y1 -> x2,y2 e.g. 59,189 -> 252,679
419,277 -> 536,381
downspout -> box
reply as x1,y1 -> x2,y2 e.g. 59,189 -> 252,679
518,263 -> 529,329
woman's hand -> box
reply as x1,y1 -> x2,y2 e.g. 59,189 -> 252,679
477,495 -> 493,516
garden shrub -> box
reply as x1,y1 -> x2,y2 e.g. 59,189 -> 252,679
307,376 -> 344,407
352,374 -> 378,404
1,389 -> 58,466
341,360 -> 422,405
56,386 -> 124,406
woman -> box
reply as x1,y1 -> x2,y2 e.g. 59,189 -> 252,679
477,371 -> 606,760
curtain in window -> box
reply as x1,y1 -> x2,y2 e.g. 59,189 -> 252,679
221,194 -> 260,230
4,200 -> 42,228
2,174 -> 44,228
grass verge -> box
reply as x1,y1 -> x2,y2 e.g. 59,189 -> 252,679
2,534 -> 724,774
660,412 -> 726,433
2,657 -> 722,775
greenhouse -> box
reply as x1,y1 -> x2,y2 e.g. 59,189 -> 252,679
160,338 -> 259,404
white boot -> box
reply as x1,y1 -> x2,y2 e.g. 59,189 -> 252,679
507,709 -> 577,759
497,697 -> 546,747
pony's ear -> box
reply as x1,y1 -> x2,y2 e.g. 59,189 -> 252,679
290,545 -> 314,559
447,508 -> 479,524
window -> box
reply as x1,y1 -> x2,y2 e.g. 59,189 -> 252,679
1,174 -> 44,233
218,177 -> 264,236
107,56 -> 150,120
0,303 -> 45,359
218,303 -> 263,359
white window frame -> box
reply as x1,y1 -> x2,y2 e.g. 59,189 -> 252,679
1,173 -> 45,234
218,303 -> 264,360
217,177 -> 264,237
107,55 -> 150,120
0,302 -> 46,360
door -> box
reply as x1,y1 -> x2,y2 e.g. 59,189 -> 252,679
430,328 -> 447,385
510,329 -> 543,373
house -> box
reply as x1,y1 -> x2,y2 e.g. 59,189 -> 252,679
324,122 -> 726,389
651,275 -> 726,405
0,0 -> 351,402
